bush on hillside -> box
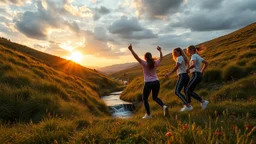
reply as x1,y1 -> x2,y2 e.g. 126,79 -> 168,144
236,59 -> 248,66
222,64 -> 245,81
238,50 -> 256,59
203,69 -> 222,82
211,74 -> 256,102
248,43 -> 256,49
245,65 -> 256,75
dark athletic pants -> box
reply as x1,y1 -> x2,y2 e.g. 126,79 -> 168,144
175,73 -> 189,105
185,72 -> 203,103
143,80 -> 164,115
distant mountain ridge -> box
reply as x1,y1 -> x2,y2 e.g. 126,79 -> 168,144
97,62 -> 137,74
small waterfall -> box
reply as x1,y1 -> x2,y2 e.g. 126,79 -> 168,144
110,104 -> 134,118
101,91 -> 134,118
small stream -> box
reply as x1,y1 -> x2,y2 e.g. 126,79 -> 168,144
101,91 -> 134,118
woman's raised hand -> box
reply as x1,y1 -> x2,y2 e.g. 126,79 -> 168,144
157,46 -> 161,51
128,44 -> 132,51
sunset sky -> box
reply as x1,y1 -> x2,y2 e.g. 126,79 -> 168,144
0,0 -> 255,67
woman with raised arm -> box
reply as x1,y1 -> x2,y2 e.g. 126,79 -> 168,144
165,47 -> 193,112
128,44 -> 168,119
186,45 -> 209,109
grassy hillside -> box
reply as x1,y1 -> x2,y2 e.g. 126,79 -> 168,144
0,22 -> 255,143
0,39 -> 124,124
113,22 -> 256,102
0,37 -> 122,96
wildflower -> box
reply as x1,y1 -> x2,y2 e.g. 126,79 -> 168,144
166,132 -> 172,137
230,125 -> 235,130
229,115 -> 236,120
249,96 -> 254,101
214,131 -> 224,135
183,124 -> 189,129
114,121 -> 120,125
245,125 -> 251,130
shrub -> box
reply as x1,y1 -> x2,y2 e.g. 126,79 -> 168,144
248,43 -> 256,49
238,51 -> 256,59
222,64 -> 245,81
203,69 -> 222,82
245,59 -> 256,74
236,59 -> 248,66
198,89 -> 209,97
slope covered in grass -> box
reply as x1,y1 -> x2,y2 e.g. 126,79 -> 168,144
0,38 -> 120,96
0,23 -> 255,143
0,40 -> 123,123
114,22 -> 256,103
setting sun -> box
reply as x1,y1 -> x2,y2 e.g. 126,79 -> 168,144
67,51 -> 83,63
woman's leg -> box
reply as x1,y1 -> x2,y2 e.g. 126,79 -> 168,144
185,72 -> 203,103
143,83 -> 151,115
175,74 -> 188,105
152,81 -> 164,107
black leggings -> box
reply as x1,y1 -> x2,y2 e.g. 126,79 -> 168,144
143,80 -> 164,115
185,72 -> 203,103
175,73 -> 189,105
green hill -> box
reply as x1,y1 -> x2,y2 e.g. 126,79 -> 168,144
112,23 -> 256,104
0,38 -> 121,96
0,38 -> 123,123
0,22 -> 255,143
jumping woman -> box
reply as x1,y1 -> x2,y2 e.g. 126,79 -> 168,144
165,47 -> 193,111
186,45 -> 209,109
128,44 -> 168,118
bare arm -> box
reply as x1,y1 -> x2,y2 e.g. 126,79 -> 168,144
201,60 -> 208,74
187,60 -> 196,73
128,44 -> 142,63
165,63 -> 181,78
157,46 -> 163,62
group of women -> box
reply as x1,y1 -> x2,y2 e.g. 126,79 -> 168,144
128,44 -> 209,118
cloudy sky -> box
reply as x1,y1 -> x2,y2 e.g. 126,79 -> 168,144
0,0 -> 255,67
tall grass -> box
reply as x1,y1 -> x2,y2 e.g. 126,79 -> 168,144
0,110 -> 255,143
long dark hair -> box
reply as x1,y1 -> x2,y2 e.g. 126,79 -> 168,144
144,52 -> 155,69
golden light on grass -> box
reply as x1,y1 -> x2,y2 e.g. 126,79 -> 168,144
67,51 -> 83,63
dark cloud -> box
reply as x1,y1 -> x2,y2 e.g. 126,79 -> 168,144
108,16 -> 157,40
153,34 -> 196,50
200,0 -> 224,9
93,6 -> 110,21
65,21 -> 80,34
132,0 -> 183,19
97,6 -> 110,14
14,1 -> 81,40
94,27 -> 107,41
166,0 -> 256,31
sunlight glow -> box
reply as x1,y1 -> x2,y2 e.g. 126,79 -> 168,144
67,51 -> 83,63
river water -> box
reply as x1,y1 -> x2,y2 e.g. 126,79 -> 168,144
101,91 -> 134,118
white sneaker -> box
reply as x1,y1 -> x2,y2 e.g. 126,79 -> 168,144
201,100 -> 209,110
163,105 -> 168,116
142,113 -> 152,119
180,105 -> 193,112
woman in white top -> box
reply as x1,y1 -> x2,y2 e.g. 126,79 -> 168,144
128,44 -> 168,118
165,47 -> 193,111
186,45 -> 209,110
